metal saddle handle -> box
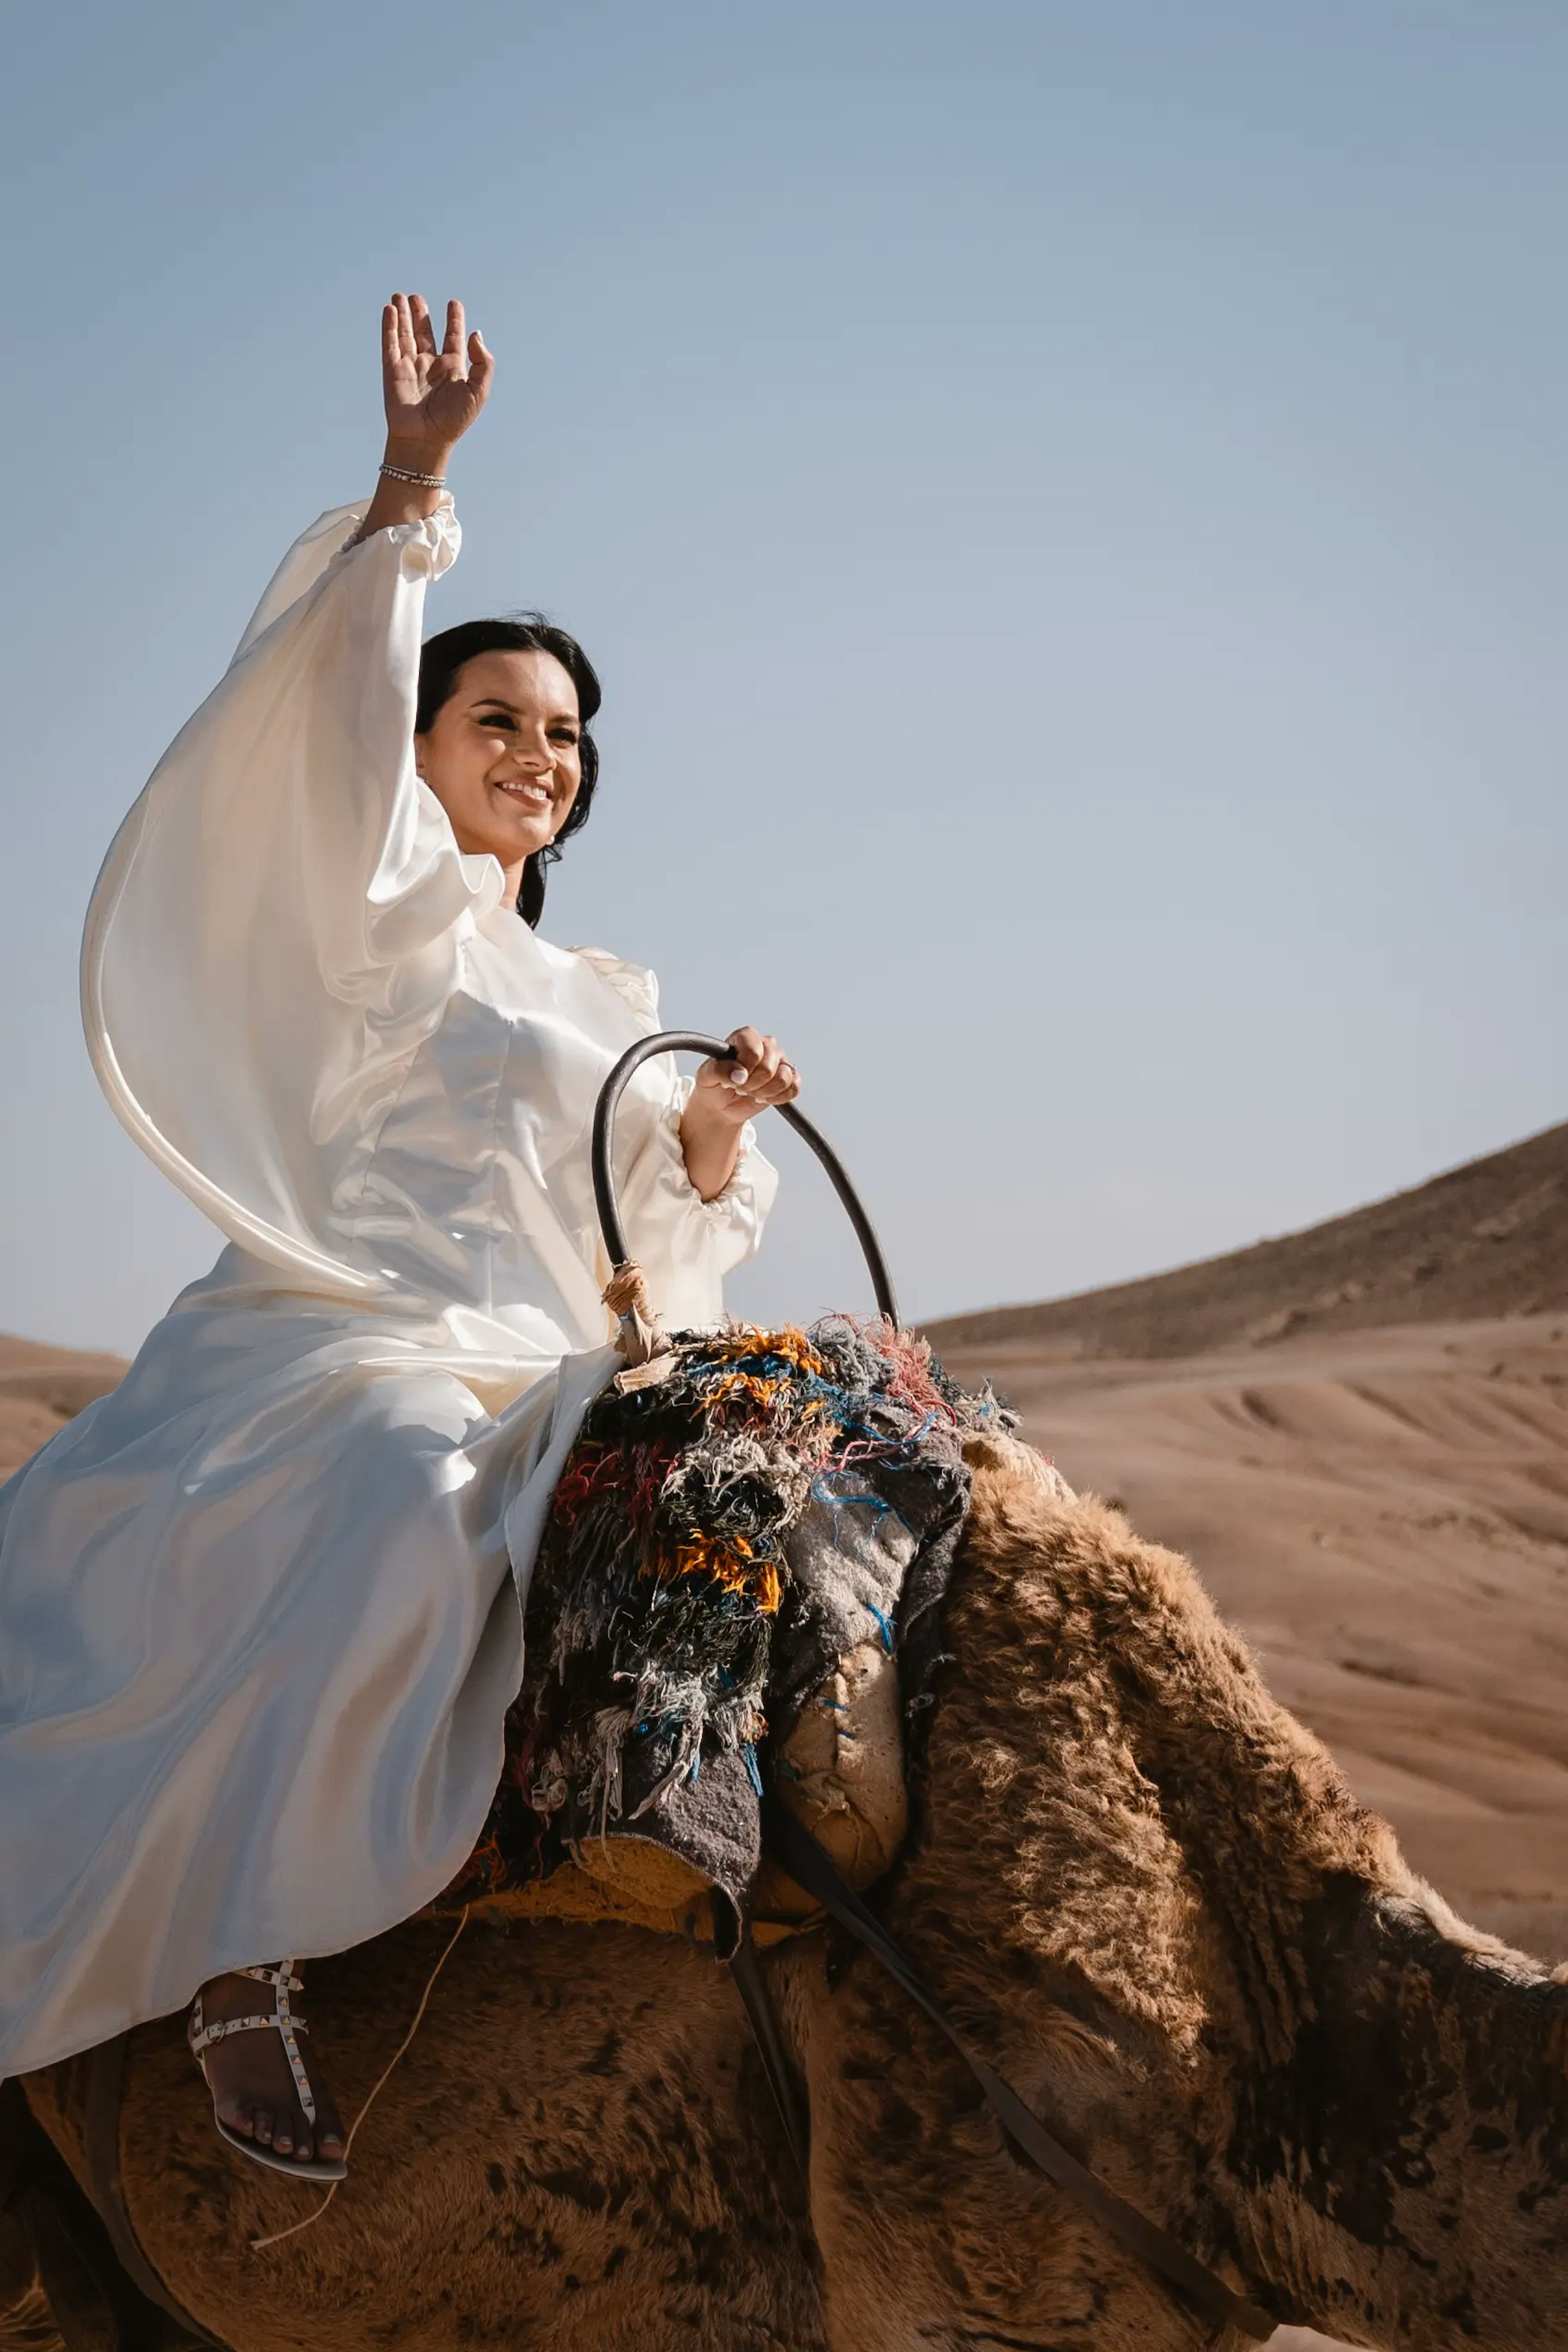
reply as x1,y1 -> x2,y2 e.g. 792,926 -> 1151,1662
591,1031 -> 900,1328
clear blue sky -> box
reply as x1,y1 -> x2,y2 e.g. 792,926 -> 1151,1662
2,1 -> 1564,1354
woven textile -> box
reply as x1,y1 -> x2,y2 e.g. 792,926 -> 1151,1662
437,1319 -> 1011,1924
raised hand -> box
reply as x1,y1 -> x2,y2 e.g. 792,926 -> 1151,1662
359,294 -> 495,537
382,293 -> 494,464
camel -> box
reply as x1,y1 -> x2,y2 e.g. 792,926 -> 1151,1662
8,1448 -> 1568,2352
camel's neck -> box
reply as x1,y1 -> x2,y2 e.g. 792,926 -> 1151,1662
896,1472 -> 1568,2345
901,1736 -> 1568,2345
1233,1876 -> 1568,2345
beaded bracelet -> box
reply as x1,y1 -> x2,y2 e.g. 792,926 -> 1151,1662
379,460 -> 447,489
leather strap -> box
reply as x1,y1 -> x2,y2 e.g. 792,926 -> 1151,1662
729,1929 -> 809,2172
85,2032 -> 228,2348
760,1796 -> 1278,2343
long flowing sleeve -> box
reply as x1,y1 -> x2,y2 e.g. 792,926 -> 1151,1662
571,948 -> 779,1328
81,499 -> 504,1297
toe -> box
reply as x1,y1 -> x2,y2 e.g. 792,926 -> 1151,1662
252,2106 -> 275,2148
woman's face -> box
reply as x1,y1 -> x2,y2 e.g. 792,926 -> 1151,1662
414,649 -> 583,875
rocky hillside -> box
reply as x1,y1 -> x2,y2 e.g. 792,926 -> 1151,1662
928,1119 -> 1568,1359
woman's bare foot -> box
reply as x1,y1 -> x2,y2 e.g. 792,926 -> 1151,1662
191,1967 -> 346,2168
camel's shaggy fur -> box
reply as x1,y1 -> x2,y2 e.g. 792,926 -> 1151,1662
11,1458 -> 1568,2352
925,1450 -> 1405,2051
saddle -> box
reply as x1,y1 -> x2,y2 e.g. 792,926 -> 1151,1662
430,1320 -> 1065,1949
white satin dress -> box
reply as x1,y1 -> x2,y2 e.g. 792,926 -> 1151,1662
0,499 -> 776,2078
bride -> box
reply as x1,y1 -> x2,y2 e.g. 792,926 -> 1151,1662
0,294 -> 797,2178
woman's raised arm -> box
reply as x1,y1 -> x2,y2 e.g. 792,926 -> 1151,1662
359,293 -> 494,537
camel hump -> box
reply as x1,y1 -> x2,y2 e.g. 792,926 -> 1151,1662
960,1427 -> 1076,1503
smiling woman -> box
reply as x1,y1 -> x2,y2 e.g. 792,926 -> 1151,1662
0,292 -> 804,2187
413,618 -> 601,929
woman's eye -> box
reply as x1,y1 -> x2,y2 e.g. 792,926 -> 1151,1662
550,729 -> 580,746
479,712 -> 514,731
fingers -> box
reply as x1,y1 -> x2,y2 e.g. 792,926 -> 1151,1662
722,1031 -> 800,1107
751,1058 -> 800,1107
389,293 -> 490,386
410,293 -> 439,356
723,1027 -> 769,1089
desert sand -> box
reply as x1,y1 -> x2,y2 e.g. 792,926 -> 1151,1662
4,1119 -> 1565,2352
0,1334 -> 126,1482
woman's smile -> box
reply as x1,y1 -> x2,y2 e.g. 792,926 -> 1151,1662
414,644 -> 584,878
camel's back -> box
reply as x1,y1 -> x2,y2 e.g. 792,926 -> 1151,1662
24,1918 -> 819,2352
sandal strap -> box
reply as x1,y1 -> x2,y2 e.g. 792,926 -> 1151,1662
190,2010 -> 312,2054
235,1963 -> 304,1994
188,1958 -> 320,2127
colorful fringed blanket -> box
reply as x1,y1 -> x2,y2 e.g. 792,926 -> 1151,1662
437,1318 -> 1014,1940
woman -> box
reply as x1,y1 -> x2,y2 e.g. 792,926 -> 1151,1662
0,294 -> 797,2179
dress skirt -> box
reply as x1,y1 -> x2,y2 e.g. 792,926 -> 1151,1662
0,1254 -> 617,2078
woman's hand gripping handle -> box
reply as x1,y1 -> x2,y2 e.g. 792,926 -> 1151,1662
679,1029 -> 802,1203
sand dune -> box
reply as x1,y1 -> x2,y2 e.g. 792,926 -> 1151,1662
0,1334 -> 126,1483
931,1116 -> 1568,1361
4,1123 -> 1566,2350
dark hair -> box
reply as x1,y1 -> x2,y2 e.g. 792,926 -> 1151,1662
415,616 -> 602,927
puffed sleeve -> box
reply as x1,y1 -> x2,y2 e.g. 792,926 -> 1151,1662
618,1071 -> 780,1328
205,494 -> 500,980
81,499 -> 503,1296
571,948 -> 780,1330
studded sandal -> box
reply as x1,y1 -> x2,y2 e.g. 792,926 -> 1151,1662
188,1962 -> 347,2182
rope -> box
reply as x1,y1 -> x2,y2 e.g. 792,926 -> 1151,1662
601,1260 -> 669,1368
249,1907 -> 469,2253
